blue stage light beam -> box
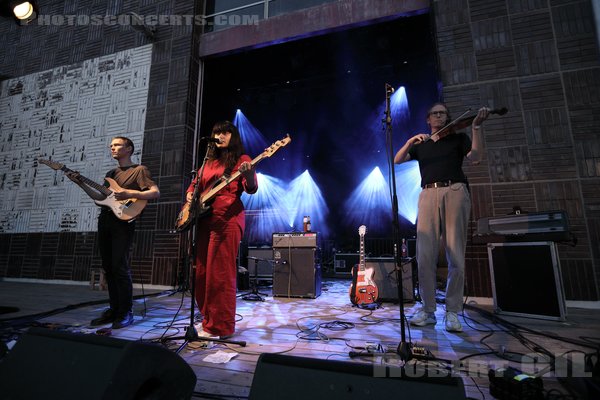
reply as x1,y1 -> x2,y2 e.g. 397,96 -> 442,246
285,170 -> 329,236
390,86 -> 410,124
233,109 -> 269,156
367,86 -> 411,165
343,166 -> 392,233
242,173 -> 292,244
394,160 -> 421,225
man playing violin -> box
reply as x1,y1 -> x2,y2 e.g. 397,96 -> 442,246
394,103 -> 489,332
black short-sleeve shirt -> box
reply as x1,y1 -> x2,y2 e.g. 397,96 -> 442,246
408,132 -> 471,188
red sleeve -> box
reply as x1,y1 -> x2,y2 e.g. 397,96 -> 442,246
186,171 -> 199,194
239,155 -> 258,195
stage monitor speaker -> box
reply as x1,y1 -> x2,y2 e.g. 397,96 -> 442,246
247,247 -> 274,279
366,257 -> 414,302
249,353 -> 466,399
488,241 -> 567,321
0,327 -> 197,400
272,247 -> 321,298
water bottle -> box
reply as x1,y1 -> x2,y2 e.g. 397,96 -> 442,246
306,216 -> 311,232
401,238 -> 408,258
303,216 -> 308,232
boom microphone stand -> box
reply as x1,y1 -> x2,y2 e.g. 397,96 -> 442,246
241,256 -> 269,301
170,140 -> 246,352
383,83 -> 412,361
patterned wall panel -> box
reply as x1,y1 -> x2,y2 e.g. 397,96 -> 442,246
552,1 -> 599,69
0,45 -> 153,234
488,146 -> 531,182
434,0 -> 600,299
432,0 -> 470,28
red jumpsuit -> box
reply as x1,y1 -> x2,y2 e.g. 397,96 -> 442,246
186,155 -> 257,337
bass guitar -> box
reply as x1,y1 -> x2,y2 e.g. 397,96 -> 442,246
349,225 -> 379,305
174,134 -> 292,232
37,158 -> 146,221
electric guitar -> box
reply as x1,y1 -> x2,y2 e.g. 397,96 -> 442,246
174,134 -> 292,232
349,225 -> 379,305
37,158 -> 146,221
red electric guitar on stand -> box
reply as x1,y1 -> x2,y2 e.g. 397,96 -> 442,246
349,225 -> 379,305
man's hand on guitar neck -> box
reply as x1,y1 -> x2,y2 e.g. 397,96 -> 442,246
65,170 -> 83,185
65,171 -> 106,201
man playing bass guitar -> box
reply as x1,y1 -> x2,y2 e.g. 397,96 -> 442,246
66,136 -> 160,329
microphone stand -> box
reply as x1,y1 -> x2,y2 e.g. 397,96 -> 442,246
241,257 -> 269,301
383,83 -> 412,362
168,141 -> 246,352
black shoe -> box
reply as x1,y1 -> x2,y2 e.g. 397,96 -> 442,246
112,312 -> 134,329
90,309 -> 115,326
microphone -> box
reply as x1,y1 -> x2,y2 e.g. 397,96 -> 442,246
385,83 -> 395,94
200,137 -> 221,143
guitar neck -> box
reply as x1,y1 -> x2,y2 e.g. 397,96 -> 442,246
202,154 -> 265,203
61,166 -> 111,196
358,235 -> 365,272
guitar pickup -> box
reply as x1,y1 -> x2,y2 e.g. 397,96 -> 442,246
122,200 -> 133,208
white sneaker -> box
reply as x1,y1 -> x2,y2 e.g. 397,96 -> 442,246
410,309 -> 436,327
445,312 -> 463,332
197,329 -> 217,348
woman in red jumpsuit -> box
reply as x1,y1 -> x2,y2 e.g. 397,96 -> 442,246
186,121 -> 257,339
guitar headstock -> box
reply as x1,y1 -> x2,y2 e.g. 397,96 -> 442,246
37,158 -> 64,170
263,134 -> 291,158
358,225 -> 367,237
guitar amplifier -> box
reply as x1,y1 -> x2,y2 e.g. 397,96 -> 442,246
272,232 -> 318,248
333,253 -> 359,275
272,247 -> 321,298
247,247 -> 273,279
366,257 -> 414,302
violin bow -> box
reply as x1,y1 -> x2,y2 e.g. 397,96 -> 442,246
426,108 -> 472,142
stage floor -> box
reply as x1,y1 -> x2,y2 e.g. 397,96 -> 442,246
0,279 -> 598,399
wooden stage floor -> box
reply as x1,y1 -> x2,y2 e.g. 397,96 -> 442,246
1,279 -> 598,399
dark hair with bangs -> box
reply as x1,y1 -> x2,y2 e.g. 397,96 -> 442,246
208,121 -> 246,170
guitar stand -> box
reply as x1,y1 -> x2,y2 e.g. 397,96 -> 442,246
241,257 -> 270,301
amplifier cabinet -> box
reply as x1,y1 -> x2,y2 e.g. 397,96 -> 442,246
366,257 -> 414,302
272,232 -> 318,248
272,247 -> 321,299
487,242 -> 567,321
247,247 -> 274,279
333,253 -> 359,275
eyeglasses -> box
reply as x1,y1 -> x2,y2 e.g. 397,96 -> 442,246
429,110 -> 448,116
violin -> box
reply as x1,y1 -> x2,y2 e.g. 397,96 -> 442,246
427,107 -> 508,142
